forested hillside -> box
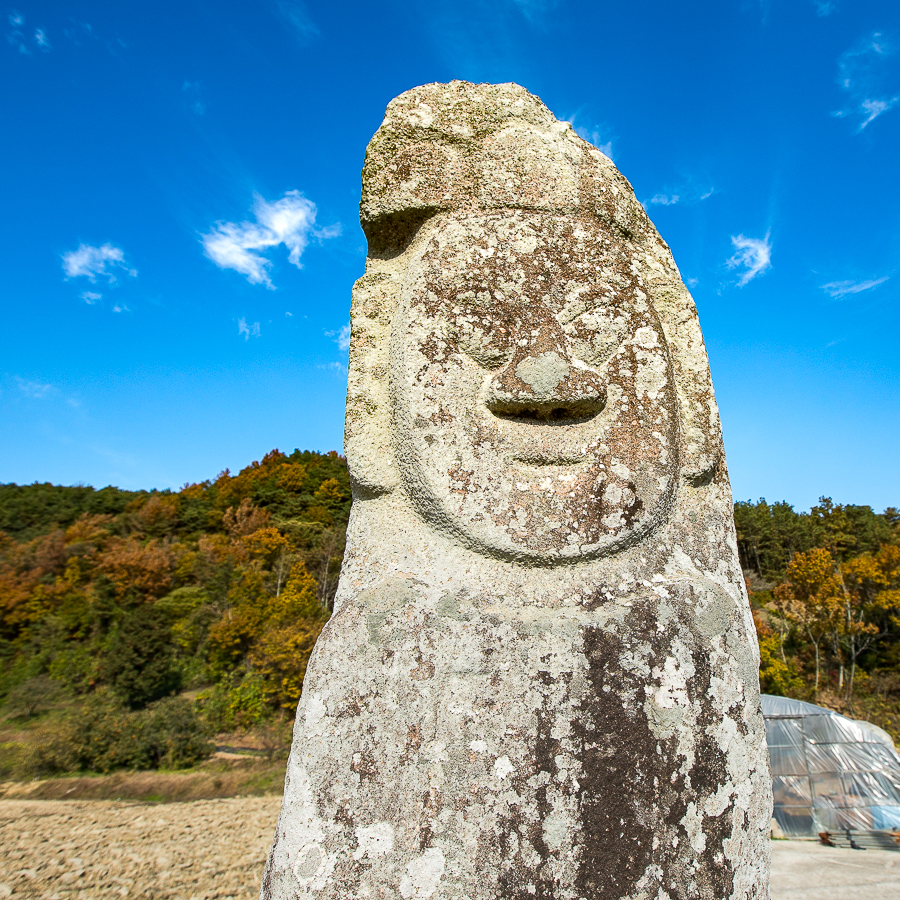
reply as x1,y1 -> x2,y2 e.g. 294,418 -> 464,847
0,450 -> 349,776
1,453 -> 898,778
734,497 -> 900,737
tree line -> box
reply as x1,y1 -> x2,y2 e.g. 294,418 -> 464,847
735,497 -> 900,737
0,458 -> 898,775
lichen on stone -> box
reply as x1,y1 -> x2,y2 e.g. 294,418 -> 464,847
261,81 -> 771,900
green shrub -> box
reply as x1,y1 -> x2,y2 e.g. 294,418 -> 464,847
197,673 -> 267,731
3,674 -> 62,719
15,690 -> 213,777
103,606 -> 181,709
18,726 -> 78,777
140,696 -> 214,769
66,691 -> 153,772
47,645 -> 96,695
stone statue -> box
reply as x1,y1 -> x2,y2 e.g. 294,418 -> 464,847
261,82 -> 771,900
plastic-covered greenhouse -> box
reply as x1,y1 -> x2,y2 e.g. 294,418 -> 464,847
762,694 -> 900,837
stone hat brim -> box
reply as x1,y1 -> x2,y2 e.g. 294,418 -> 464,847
360,81 -> 651,255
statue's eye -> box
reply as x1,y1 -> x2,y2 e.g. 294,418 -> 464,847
563,308 -> 628,369
456,317 -> 512,369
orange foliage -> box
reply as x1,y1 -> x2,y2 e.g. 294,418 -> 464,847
243,527 -> 289,565
206,561 -> 324,693
96,536 -> 175,600
222,498 -> 271,538
197,533 -> 239,564
64,513 -> 114,547
135,496 -> 179,536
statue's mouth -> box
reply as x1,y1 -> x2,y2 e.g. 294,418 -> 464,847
485,398 -> 604,425
511,453 -> 589,467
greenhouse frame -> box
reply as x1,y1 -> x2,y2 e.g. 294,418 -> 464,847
762,694 -> 900,837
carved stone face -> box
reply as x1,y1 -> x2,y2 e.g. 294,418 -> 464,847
391,211 -> 679,563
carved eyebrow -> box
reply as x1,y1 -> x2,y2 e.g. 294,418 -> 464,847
556,304 -> 585,326
555,292 -> 590,326
556,291 -> 618,326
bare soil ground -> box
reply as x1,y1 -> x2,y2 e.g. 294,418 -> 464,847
2,798 -> 899,899
0,796 -> 282,899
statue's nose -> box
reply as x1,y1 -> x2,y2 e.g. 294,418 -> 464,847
485,326 -> 606,422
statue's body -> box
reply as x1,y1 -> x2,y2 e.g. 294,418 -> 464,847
261,82 -> 771,900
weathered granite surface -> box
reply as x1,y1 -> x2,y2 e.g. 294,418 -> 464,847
261,81 -> 771,900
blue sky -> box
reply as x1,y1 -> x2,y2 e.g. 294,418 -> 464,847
2,0 -> 898,512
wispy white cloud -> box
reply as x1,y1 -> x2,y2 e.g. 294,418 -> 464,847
275,1 -> 319,43
16,377 -> 52,399
182,80 -> 205,115
80,291 -> 102,305
509,0 -> 556,21
6,11 -> 27,53
726,233 -> 772,286
238,317 -> 261,340
62,243 -> 137,283
112,303 -> 130,313
326,323 -> 351,352
573,125 -> 613,160
647,193 -> 680,206
859,97 -> 899,128
834,33 -> 900,131
563,110 -> 615,159
820,276 -> 889,298
202,191 -> 339,288
6,13 -> 51,53
643,182 -> 714,209
314,223 -> 342,240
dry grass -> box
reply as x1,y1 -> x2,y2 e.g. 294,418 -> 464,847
0,756 -> 286,803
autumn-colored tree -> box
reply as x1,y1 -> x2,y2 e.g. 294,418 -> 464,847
314,478 -> 346,505
206,569 -> 271,674
276,462 -> 307,492
64,513 -> 114,548
843,543 -> 900,626
134,495 -> 179,538
752,609 -> 803,696
249,619 -> 326,711
773,548 -> 843,694
243,526 -> 290,572
840,542 -> 900,698
206,561 -> 326,711
248,562 -> 327,709
0,549 -> 43,639
222,498 -> 271,538
96,536 -> 175,603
